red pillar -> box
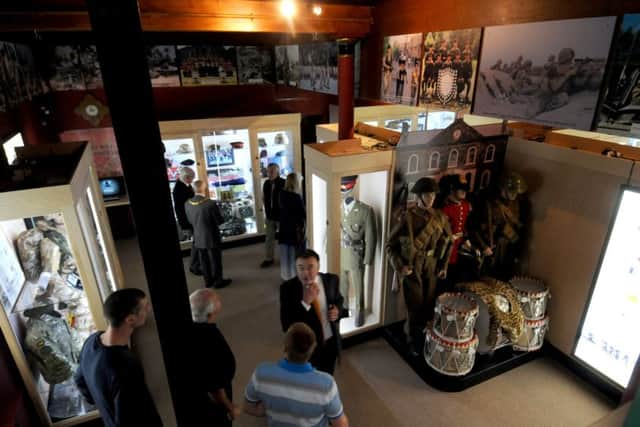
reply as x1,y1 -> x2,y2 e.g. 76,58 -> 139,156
338,38 -> 355,140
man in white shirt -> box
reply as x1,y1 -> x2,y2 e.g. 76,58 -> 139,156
279,250 -> 347,374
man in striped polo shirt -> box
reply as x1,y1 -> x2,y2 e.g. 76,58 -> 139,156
244,323 -> 349,427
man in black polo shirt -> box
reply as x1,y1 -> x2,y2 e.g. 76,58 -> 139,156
74,289 -> 162,427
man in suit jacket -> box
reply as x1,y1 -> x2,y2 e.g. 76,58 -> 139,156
280,249 -> 347,375
261,163 -> 285,268
185,180 -> 232,289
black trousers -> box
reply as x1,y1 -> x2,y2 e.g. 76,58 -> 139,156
310,336 -> 338,375
195,247 -> 223,287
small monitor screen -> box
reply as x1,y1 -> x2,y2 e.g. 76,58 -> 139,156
99,177 -> 123,198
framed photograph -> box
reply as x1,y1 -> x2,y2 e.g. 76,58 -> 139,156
473,17 -> 617,130
237,46 -> 275,84
381,33 -> 423,105
419,28 -> 482,114
298,42 -> 338,95
147,45 -> 180,87
178,45 -> 238,86
596,14 -> 640,137
205,145 -> 235,168
275,45 -> 300,87
48,45 -> 86,91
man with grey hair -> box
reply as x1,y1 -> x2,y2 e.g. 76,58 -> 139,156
261,163 -> 285,268
173,166 -> 195,241
190,289 -> 238,425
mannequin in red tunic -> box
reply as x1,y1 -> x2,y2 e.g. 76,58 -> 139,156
438,174 -> 477,288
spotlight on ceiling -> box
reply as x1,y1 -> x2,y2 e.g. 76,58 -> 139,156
280,0 -> 297,19
312,5 -> 322,16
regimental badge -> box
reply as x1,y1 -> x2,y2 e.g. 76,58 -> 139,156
436,68 -> 458,106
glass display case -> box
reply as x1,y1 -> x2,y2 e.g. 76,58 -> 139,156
303,139 -> 394,337
0,142 -> 123,426
159,114 -> 302,244
354,105 -> 425,131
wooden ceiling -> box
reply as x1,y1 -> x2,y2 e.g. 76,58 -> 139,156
0,0 -> 374,38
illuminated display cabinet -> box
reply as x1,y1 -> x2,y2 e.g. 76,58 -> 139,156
0,142 -> 123,426
303,139 -> 394,336
159,113 -> 302,246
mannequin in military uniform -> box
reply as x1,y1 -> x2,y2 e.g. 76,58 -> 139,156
386,177 -> 453,355
473,172 -> 529,280
340,176 -> 377,327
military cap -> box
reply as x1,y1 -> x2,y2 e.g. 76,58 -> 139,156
499,172 -> 527,194
340,175 -> 358,192
411,177 -> 439,194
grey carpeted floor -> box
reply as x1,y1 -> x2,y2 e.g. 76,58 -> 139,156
120,239 -> 617,427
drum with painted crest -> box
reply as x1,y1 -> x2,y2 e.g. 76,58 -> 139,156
424,327 -> 478,376
510,276 -> 549,320
433,292 -> 479,342
513,317 -> 548,352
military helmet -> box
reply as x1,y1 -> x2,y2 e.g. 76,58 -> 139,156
410,177 -> 439,194
499,172 -> 527,194
439,174 -> 469,193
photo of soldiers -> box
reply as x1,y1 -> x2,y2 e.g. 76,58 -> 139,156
147,45 -> 180,87
474,17 -> 616,130
340,176 -> 377,328
419,28 -> 482,113
275,45 -> 300,87
298,42 -> 338,95
48,45 -> 86,91
380,33 -> 422,106
597,14 -> 640,137
177,45 -> 239,86
237,46 -> 275,85
472,172 -> 529,281
386,177 -> 453,356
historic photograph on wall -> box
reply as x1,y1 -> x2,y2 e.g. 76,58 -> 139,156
298,42 -> 338,95
473,17 -> 617,130
419,28 -> 482,114
237,46 -> 275,84
78,45 -> 102,89
48,45 -> 86,91
0,42 -> 46,111
147,45 -> 180,87
596,14 -> 640,137
380,33 -> 423,105
275,45 -> 300,87
177,45 -> 238,86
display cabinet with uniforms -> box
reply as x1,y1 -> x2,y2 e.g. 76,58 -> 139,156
0,142 -> 124,426
159,113 -> 301,247
303,139 -> 394,336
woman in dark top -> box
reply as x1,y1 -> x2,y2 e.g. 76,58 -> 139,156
278,173 -> 306,281
190,289 -> 238,425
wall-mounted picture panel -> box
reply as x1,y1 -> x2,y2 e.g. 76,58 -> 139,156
275,45 -> 300,87
178,45 -> 238,86
237,46 -> 275,84
473,17 -> 616,130
381,33 -> 422,106
298,42 -> 338,95
147,45 -> 180,87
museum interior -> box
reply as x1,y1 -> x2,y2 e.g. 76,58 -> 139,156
1,1 -> 640,426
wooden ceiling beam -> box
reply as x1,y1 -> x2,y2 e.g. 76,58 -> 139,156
0,1 -> 372,37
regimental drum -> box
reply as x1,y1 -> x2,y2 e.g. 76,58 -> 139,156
513,317 -> 548,352
465,292 -> 510,354
424,327 -> 478,376
510,277 -> 549,320
433,293 -> 479,342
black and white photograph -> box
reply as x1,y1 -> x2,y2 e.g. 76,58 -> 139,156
275,45 -> 300,86
177,45 -> 238,86
0,42 -> 46,111
79,45 -> 102,89
381,33 -> 422,105
147,45 -> 180,87
48,45 -> 86,91
419,28 -> 482,114
237,46 -> 275,84
298,42 -> 338,95
473,17 -> 617,130
597,14 -> 640,137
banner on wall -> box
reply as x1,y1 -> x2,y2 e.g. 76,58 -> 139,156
298,42 -> 338,95
147,45 -> 180,87
381,33 -> 422,106
596,14 -> 640,138
237,46 -> 275,85
59,128 -> 123,179
177,45 -> 238,86
419,28 -> 482,114
275,45 -> 300,87
473,17 -> 617,130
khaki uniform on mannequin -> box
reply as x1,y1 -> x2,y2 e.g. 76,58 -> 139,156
386,178 -> 453,356
340,176 -> 377,327
474,172 -> 528,281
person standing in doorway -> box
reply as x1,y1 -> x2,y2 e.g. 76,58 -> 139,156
74,289 -> 162,427
185,180 -> 232,289
261,163 -> 285,268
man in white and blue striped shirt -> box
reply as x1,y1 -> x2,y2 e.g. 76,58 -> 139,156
244,323 -> 349,427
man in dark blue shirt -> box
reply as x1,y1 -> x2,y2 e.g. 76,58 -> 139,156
74,288 -> 162,427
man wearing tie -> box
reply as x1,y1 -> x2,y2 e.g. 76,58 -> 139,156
280,249 -> 347,375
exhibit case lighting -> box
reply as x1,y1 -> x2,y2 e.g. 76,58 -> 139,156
574,186 -> 640,389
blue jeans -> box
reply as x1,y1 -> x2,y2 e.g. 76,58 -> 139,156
279,244 -> 298,281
